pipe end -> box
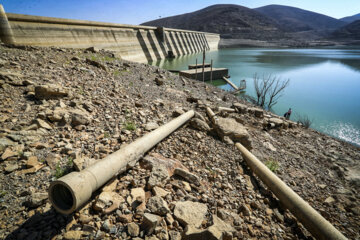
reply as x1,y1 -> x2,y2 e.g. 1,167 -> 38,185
48,180 -> 76,215
48,171 -> 95,215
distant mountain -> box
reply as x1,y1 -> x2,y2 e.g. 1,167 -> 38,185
332,20 -> 360,40
142,4 -> 285,40
142,4 -> 358,46
341,13 -> 360,23
255,5 -> 346,32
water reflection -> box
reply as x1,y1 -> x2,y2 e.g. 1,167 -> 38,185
255,49 -> 360,72
150,48 -> 360,146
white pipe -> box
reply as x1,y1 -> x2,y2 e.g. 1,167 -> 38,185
235,142 -> 347,240
49,110 -> 195,214
0,5 -> 15,44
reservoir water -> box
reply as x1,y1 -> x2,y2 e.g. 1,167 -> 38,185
150,48 -> 360,147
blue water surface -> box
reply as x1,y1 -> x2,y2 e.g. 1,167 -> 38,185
150,48 -> 360,146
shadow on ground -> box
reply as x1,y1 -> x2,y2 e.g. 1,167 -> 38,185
5,208 -> 72,240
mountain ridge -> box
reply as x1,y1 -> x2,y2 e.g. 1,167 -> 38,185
341,13 -> 360,23
142,4 -> 286,40
142,4 -> 360,46
254,4 -> 346,32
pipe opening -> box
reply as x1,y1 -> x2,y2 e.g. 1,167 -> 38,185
50,183 -> 74,212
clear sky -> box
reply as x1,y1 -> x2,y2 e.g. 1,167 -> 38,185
1,0 -> 360,25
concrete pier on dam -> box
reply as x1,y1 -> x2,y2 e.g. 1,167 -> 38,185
0,5 -> 220,63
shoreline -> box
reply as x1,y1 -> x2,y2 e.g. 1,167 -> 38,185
219,38 -> 360,48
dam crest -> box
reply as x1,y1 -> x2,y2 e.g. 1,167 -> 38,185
0,5 -> 220,63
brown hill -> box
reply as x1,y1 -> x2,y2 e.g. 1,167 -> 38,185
341,13 -> 360,23
141,4 -> 285,40
332,20 -> 360,40
255,5 -> 346,32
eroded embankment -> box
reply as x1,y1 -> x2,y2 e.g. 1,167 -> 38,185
0,44 -> 359,240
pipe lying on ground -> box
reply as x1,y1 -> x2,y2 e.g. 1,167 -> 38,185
0,5 -> 15,44
49,110 -> 195,214
235,142 -> 347,240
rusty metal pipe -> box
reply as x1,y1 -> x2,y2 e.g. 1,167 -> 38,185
49,110 -> 195,214
235,142 -> 347,240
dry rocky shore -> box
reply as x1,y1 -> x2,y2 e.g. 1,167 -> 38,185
0,44 -> 359,240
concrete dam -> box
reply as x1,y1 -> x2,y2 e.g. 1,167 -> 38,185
0,5 -> 220,63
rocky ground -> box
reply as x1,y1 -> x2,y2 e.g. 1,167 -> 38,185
0,43 -> 359,240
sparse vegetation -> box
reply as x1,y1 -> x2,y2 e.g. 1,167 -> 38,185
265,159 -> 280,172
0,190 -> 7,198
113,68 -> 130,76
54,162 -> 65,179
66,157 -> 73,168
104,131 -> 110,138
113,70 -> 120,76
91,54 -> 118,62
296,114 -> 313,129
125,121 -> 136,131
54,158 -> 73,179
251,73 -> 290,110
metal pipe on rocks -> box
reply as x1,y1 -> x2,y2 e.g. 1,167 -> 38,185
0,5 -> 15,44
49,110 -> 195,215
235,142 -> 347,240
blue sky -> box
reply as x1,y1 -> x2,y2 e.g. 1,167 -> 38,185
1,0 -> 359,25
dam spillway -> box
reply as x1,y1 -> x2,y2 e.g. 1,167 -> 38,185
0,5 -> 220,63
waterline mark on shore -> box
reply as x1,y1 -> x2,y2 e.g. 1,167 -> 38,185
320,122 -> 360,147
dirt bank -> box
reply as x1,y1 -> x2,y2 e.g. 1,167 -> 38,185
0,44 -> 359,240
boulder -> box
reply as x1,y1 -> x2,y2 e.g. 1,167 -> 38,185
127,222 -> 140,237
183,216 -> 235,240
70,109 -> 91,127
207,216 -> 236,240
174,168 -> 200,186
1,147 -> 17,160
190,118 -> 210,132
35,84 -> 68,99
0,138 -> 15,152
142,213 -> 162,235
128,187 -> 146,211
45,153 -> 61,170
27,192 -> 48,208
93,191 -> 124,213
86,58 -> 106,71
141,153 -> 188,177
147,165 -> 170,189
232,103 -> 247,113
34,118 -> 52,130
152,186 -> 170,198
269,118 -> 284,128
214,117 -> 252,150
4,163 -> 18,173
147,196 -> 170,216
168,231 -> 182,240
174,201 -> 208,228
248,107 -> 264,118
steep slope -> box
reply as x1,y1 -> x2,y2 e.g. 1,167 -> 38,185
341,13 -> 360,23
255,5 -> 346,32
0,44 -> 359,240
332,20 -> 360,40
142,4 -> 284,40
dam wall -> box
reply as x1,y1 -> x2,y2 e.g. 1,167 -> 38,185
0,5 -> 220,63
